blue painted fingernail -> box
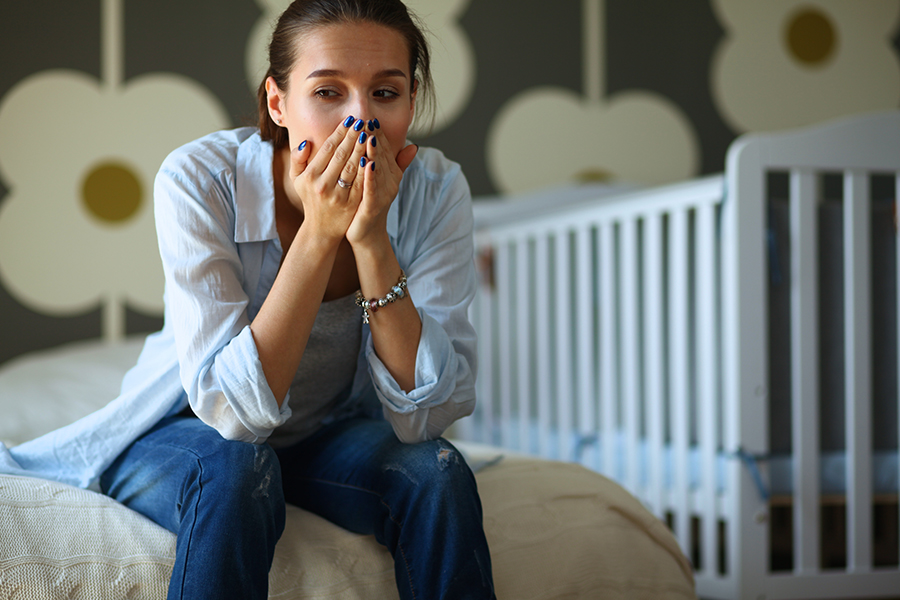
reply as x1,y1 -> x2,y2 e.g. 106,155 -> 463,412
371,161 -> 375,172
367,120 -> 375,132
298,140 -> 307,151
358,131 -> 367,144
353,118 -> 364,132
373,118 -> 380,129
360,156 -> 367,168
343,115 -> 355,127
371,136 -> 377,147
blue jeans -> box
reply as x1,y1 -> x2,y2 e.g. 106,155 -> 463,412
100,415 -> 496,600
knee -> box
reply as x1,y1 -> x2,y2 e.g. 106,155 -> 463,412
194,440 -> 285,518
176,440 -> 286,563
385,438 -> 478,498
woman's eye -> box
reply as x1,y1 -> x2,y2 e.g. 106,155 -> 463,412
315,89 -> 338,98
374,89 -> 399,99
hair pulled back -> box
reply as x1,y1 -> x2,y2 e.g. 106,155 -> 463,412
257,0 -> 434,148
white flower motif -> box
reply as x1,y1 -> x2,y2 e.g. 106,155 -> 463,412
488,88 -> 699,193
0,0 -> 229,341
244,0 -> 287,102
487,0 -> 699,193
711,0 -> 900,133
404,0 -> 476,135
245,0 -> 476,134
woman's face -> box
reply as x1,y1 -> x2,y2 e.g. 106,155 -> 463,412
268,21 -> 417,162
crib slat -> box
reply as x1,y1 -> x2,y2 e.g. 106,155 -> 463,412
644,213 -> 666,515
576,225 -> 597,468
469,254 -> 489,442
844,170 -> 872,570
464,289 -> 477,441
790,169 -> 820,573
696,201 -> 720,576
598,222 -> 619,479
620,218 -> 641,495
535,235 -> 553,457
555,229 -> 575,461
516,238 -> 532,454
496,242 -> 514,449
668,208 -> 692,552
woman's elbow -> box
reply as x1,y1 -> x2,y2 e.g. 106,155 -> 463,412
196,405 -> 271,444
216,421 -> 266,444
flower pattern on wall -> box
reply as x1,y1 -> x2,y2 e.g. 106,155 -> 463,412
0,0 -> 229,341
711,0 -> 900,133
245,0 -> 476,135
244,0 -> 285,101
404,0 -> 476,135
487,0 -> 699,194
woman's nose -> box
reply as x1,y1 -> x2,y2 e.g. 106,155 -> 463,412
349,97 -> 375,126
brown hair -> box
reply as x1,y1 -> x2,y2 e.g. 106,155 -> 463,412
256,0 -> 434,148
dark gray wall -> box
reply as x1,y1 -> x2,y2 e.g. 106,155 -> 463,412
1,0 -> 899,364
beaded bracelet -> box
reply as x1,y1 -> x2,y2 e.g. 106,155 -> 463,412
354,270 -> 408,324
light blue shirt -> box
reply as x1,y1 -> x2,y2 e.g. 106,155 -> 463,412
0,128 -> 478,489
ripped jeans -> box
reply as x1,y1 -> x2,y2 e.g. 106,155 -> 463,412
100,416 -> 496,600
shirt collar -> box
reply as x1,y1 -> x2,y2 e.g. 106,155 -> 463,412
234,131 -> 277,243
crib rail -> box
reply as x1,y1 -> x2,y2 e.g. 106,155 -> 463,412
463,111 -> 900,600
725,111 -> 900,598
466,175 -> 728,578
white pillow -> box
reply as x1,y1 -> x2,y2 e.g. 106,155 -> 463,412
0,337 -> 145,446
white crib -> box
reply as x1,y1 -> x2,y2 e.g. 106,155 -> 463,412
459,111 -> 900,599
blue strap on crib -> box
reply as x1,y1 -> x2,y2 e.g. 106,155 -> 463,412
730,447 -> 771,502
571,433 -> 772,502
572,433 -> 599,464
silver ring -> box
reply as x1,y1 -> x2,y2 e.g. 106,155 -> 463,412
337,178 -> 352,189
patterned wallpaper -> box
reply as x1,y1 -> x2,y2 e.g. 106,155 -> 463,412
0,0 -> 898,364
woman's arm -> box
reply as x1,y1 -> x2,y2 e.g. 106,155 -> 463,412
249,224 -> 340,405
353,235 -> 422,392
251,118 -> 372,404
353,147 -> 478,443
347,134 -> 422,392
154,154 -> 288,443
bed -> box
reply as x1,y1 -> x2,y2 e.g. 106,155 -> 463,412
459,110 -> 900,599
0,337 -> 695,598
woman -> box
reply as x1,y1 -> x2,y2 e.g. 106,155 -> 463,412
82,0 -> 492,598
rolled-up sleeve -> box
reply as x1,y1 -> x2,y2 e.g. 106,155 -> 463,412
154,160 -> 291,443
368,157 -> 477,443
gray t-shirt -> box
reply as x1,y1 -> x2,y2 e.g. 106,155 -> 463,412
266,293 -> 362,448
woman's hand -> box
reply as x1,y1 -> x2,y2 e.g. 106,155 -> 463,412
289,116 -> 371,242
345,127 -> 418,248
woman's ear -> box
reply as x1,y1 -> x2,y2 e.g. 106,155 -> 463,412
266,77 -> 286,125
